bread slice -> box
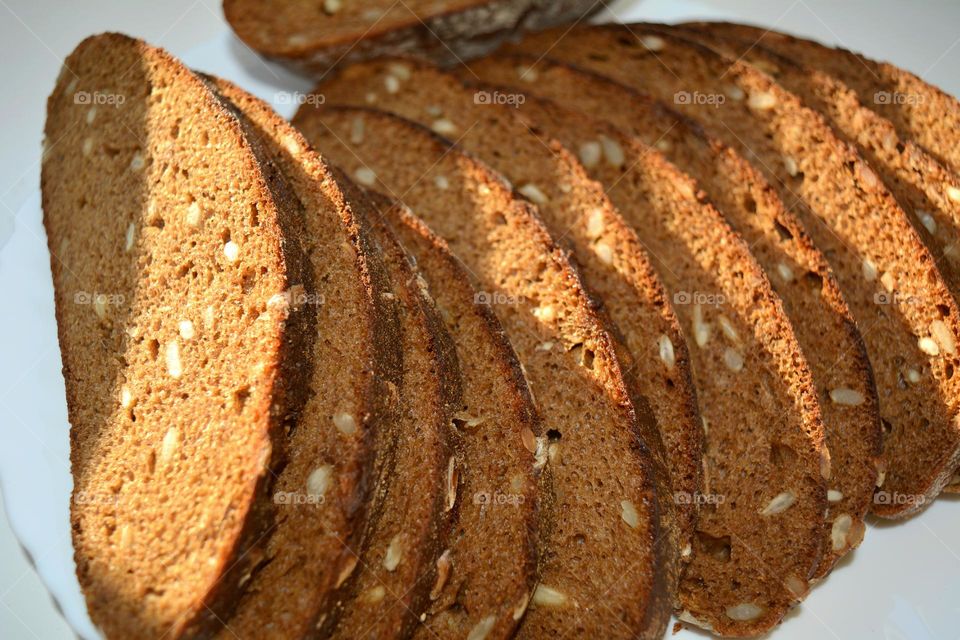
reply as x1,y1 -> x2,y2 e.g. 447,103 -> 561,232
183,78 -> 403,638
476,88 -> 829,635
465,53 -> 882,579
293,105 -> 674,639
42,34 -> 395,638
309,58 -> 698,572
223,0 -> 602,76
680,21 -> 960,177
507,23 -> 960,520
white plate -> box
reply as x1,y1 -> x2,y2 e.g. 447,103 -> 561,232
2,2 -> 959,638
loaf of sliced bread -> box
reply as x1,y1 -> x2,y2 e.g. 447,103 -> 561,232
682,21 -> 960,177
196,79 -> 404,638
483,90 -> 829,635
309,58 -> 697,572
42,34 -> 395,638
223,0 -> 602,76
293,105 -> 674,639
507,23 -> 960,520
465,53 -> 882,579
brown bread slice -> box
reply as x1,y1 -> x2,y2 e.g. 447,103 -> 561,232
293,105 -> 673,639
223,0 -> 602,77
311,58 -> 698,570
507,24 -> 960,520
42,34 -> 397,639
465,54 -> 882,578
191,79 -> 403,638
474,88 -> 829,635
680,21 -> 960,177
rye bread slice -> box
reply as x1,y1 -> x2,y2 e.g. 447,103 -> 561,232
507,24 -> 960,519
479,89 -> 829,635
41,34 -> 394,638
223,0 -> 602,77
293,105 -> 674,639
311,58 -> 697,573
188,79 -> 403,638
465,54 -> 882,579
681,21 -> 960,177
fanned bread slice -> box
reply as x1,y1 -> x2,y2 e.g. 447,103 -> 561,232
681,21 -> 960,177
466,54 -> 882,578
293,105 -> 673,639
507,24 -> 960,520
223,0 -> 602,76
42,34 -> 396,638
340,189 -> 542,640
679,26 -> 960,353
192,79 -> 403,638
481,90 -> 829,635
311,59 -> 696,570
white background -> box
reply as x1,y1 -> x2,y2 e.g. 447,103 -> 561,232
1,1 -> 959,638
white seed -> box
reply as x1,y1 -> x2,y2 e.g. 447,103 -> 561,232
862,258 -> 878,282
178,320 -> 195,340
349,117 -> 365,144
434,175 -> 449,189
160,427 -> 180,464
518,183 -> 549,205
86,107 -> 97,124
467,616 -> 497,640
430,549 -> 452,600
640,35 -> 665,51
678,610 -> 713,630
693,303 -> 711,347
587,209 -> 605,238
384,74 -> 400,94
203,305 -> 215,329
880,271 -> 896,293
185,201 -> 202,226
532,585 -> 567,608
445,456 -> 458,512
859,164 -> 879,190
747,91 -> 777,111
655,139 -> 672,152
827,489 -> 843,503
725,85 -> 745,101
658,334 -> 676,369
281,133 -> 301,156
783,156 -> 799,177
82,138 -> 94,156
335,556 -> 357,587
717,315 -> 740,343
334,412 -> 357,435
322,0 -> 342,14
918,336 -> 941,356
761,491 -> 796,515
532,305 -> 555,322
512,592 -> 531,620
726,602 -> 765,621
876,469 -> 886,487
365,92 -> 377,104
536,341 -> 554,352
515,64 -> 538,82
777,263 -> 795,282
425,104 -> 443,117
916,210 -> 937,234
594,242 -> 613,265
931,319 -> 956,354
620,500 -> 640,528
383,535 -> 403,571
388,62 -> 411,80
831,514 -> 852,551
93,294 -> 108,320
130,151 -> 145,171
948,186 -> 960,203
681,543 -> 692,559
830,388 -> 865,406
119,385 -> 133,409
724,348 -> 744,372
166,340 -> 182,379
306,465 -> 333,498
354,167 -> 377,187
785,575 -> 808,600
223,240 -> 240,262
599,135 -> 625,167
579,141 -> 602,168
431,118 -> 458,136
905,368 -> 921,384
124,222 -> 135,251
361,586 -> 385,604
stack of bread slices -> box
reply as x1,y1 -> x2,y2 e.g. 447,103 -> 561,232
43,10 -> 960,640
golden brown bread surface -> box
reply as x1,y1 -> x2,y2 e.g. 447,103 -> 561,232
308,58 -> 696,583
465,52 -> 882,580
507,23 -> 960,523
293,104 -> 674,639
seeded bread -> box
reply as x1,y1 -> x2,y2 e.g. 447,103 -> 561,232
465,53 -> 882,579
42,34 -> 395,639
681,21 -> 960,177
293,105 -> 674,639
310,58 -> 697,572
507,23 -> 960,520
477,88 -> 829,635
223,0 -> 602,77
192,78 -> 404,638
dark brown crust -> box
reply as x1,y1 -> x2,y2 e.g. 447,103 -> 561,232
223,0 -> 603,76
293,103 -> 673,639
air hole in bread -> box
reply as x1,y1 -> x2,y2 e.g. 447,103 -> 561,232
233,386 -> 251,412
773,219 -> 793,241
587,53 -> 610,62
547,429 -> 562,442
147,339 -> 160,360
946,362 -> 954,380
696,530 -> 731,562
937,304 -> 951,318
769,442 -> 797,466
881,418 -> 894,436
743,195 -> 757,214
804,271 -> 823,291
